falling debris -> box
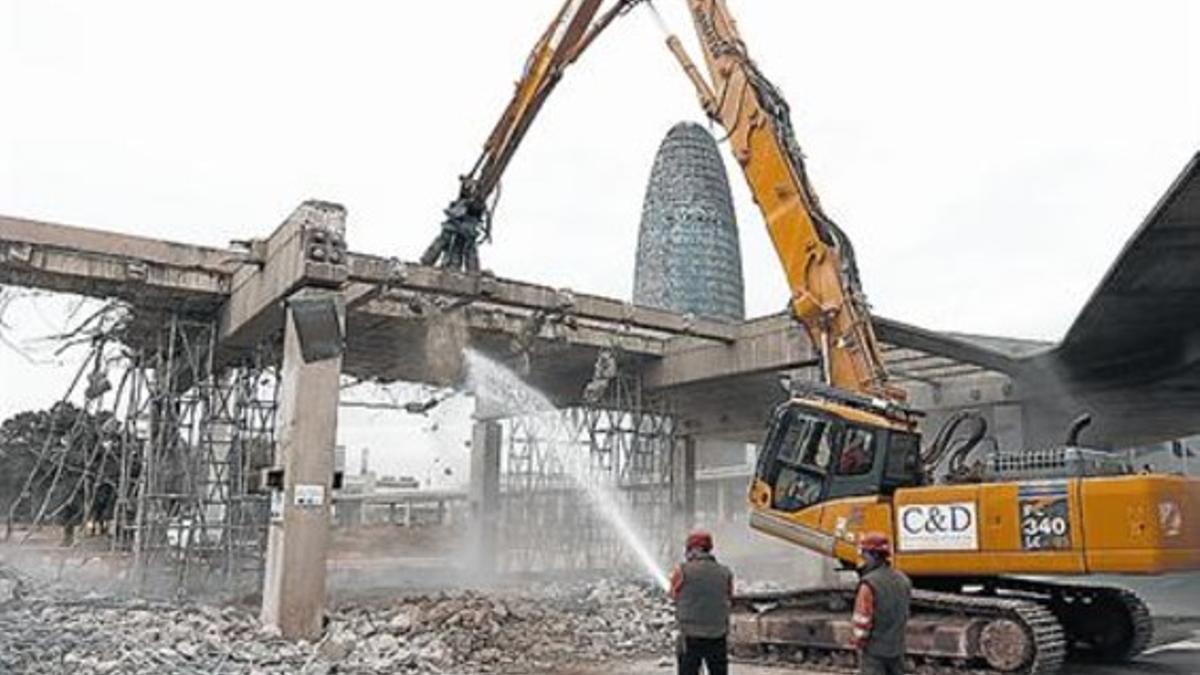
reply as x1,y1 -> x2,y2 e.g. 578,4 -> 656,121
403,393 -> 451,416
581,348 -> 617,404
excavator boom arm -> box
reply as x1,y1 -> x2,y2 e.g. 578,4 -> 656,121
421,0 -> 640,272
670,0 -> 894,399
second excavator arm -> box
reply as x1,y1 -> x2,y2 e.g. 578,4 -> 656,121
659,0 -> 896,399
421,0 -> 642,272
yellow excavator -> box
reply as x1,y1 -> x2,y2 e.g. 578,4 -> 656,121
422,2 -> 1200,672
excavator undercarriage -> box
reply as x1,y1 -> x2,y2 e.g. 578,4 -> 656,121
730,578 -> 1152,674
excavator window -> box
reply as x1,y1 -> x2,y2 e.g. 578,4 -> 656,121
835,427 -> 876,477
881,431 -> 922,491
761,408 -> 836,512
758,403 -> 919,508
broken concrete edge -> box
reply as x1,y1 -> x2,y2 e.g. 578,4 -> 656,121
347,254 -> 740,343
0,207 -> 775,366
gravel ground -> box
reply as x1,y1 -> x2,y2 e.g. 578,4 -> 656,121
0,563 -> 675,674
2,551 -> 1196,675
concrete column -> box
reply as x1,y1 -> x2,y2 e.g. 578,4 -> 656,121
339,500 -> 362,530
716,479 -> 728,523
261,290 -> 344,640
469,420 -> 502,574
672,436 -> 697,529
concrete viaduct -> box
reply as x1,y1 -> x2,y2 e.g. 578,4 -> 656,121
0,204 -> 1023,637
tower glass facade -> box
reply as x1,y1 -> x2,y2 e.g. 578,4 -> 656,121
633,122 -> 745,322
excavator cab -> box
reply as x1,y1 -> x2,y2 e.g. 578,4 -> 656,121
753,397 -> 923,513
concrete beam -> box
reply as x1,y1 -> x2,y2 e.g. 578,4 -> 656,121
348,255 -> 739,342
876,317 -> 1023,376
0,215 -> 233,307
645,314 -> 815,389
351,295 -> 668,357
0,211 -> 739,372
903,372 -> 1018,412
218,201 -> 349,354
0,215 -> 239,271
670,371 -> 794,442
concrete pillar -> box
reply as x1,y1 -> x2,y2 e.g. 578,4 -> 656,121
672,436 -> 697,529
716,479 -> 728,523
339,500 -> 362,530
260,289 -> 344,640
469,421 -> 502,574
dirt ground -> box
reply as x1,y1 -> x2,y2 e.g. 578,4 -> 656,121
3,526 -> 1199,675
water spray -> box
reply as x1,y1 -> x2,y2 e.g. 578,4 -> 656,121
464,349 -> 671,592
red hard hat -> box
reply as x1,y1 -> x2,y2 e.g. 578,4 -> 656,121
859,532 -> 892,556
685,530 -> 713,552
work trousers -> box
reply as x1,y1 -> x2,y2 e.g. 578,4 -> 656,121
860,653 -> 905,675
676,635 -> 728,675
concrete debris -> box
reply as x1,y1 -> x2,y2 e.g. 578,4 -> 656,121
0,573 -> 20,605
0,567 -> 673,674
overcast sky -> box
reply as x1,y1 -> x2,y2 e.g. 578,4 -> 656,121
1,1 -> 1197,477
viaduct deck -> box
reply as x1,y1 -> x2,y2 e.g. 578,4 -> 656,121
0,205 -> 1014,439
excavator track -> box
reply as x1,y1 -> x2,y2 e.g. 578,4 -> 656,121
952,578 -> 1154,663
730,585 -> 1066,674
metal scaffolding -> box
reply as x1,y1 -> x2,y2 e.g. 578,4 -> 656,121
497,352 -> 679,574
2,305 -> 278,592
117,315 -> 278,588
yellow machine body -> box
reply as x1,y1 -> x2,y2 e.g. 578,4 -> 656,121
751,459 -> 1200,578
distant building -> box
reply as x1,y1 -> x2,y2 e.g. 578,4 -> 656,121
340,447 -> 377,495
634,122 -> 751,523
634,122 -> 745,322
378,475 -> 421,490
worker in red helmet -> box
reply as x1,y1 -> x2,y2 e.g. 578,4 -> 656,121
668,529 -> 733,675
851,532 -> 912,675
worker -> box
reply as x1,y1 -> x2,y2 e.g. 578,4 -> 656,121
851,532 -> 912,675
669,529 -> 733,675
838,434 -> 871,474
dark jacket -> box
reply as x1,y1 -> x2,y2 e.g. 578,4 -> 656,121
670,551 -> 733,639
857,563 -> 911,658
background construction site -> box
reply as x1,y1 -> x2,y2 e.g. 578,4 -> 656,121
1,1 -> 1199,674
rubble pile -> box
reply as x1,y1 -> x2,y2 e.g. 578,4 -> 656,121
0,567 -> 673,674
